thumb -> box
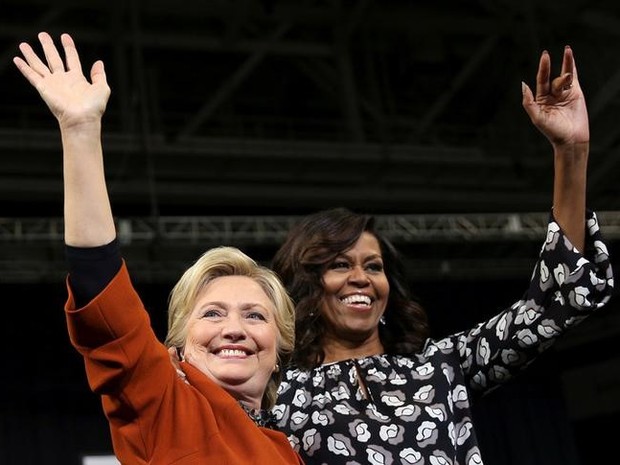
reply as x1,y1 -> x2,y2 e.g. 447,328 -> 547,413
90,60 -> 107,85
521,81 -> 537,119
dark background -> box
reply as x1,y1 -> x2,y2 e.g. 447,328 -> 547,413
1,1 -> 619,464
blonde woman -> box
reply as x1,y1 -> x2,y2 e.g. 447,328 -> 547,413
14,31 -> 304,465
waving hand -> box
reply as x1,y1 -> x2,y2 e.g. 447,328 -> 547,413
13,32 -> 110,129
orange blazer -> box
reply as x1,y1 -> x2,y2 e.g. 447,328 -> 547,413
65,261 -> 304,465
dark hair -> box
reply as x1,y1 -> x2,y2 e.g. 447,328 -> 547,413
272,207 -> 430,369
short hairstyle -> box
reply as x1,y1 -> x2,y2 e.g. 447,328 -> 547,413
165,246 -> 295,409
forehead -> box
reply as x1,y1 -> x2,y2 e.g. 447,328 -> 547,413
345,231 -> 382,255
198,275 -> 272,306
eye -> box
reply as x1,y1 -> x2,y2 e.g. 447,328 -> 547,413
366,261 -> 384,273
329,260 -> 351,271
201,308 -> 222,318
247,311 -> 267,321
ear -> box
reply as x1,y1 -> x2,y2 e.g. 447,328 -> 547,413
168,346 -> 184,366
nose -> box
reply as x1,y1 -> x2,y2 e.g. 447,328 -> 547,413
221,314 -> 247,341
348,264 -> 370,286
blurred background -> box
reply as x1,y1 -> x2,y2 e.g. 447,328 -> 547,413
1,1 -> 619,464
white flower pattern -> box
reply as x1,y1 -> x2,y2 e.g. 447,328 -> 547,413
327,433 -> 355,456
274,211 -> 613,465
351,420 -> 371,442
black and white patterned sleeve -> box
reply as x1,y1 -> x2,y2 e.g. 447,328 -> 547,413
452,209 -> 614,393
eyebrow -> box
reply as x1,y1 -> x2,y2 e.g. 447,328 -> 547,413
340,252 -> 383,261
198,301 -> 271,312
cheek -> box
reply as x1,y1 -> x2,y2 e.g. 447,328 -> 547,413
259,330 -> 279,364
186,321 -> 216,343
254,323 -> 279,348
380,278 -> 390,297
322,273 -> 345,294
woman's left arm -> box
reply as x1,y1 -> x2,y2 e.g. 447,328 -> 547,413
522,45 -> 588,252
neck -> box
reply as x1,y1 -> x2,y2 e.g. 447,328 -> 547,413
238,399 -> 261,411
322,334 -> 384,364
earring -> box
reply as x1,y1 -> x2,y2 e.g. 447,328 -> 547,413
379,316 -> 386,325
274,363 -> 280,373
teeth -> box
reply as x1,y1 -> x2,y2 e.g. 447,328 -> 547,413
341,295 -> 372,306
219,349 -> 247,357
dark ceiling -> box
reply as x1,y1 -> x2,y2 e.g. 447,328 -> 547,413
1,5 -> 619,462
2,0 -> 620,217
2,0 -> 620,284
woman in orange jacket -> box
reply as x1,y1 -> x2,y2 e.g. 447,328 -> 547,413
14,31 -> 304,465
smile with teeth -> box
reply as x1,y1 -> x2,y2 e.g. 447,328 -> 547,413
341,294 -> 372,306
217,349 -> 249,357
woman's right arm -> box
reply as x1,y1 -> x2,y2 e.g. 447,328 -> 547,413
13,31 -> 115,248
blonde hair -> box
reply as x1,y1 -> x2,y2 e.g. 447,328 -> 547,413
164,246 -> 295,409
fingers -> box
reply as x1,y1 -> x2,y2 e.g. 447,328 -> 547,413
565,45 -> 580,84
15,40 -> 50,78
13,32 -> 81,78
550,73 -> 573,96
535,50 -> 551,99
177,369 -> 188,384
13,33 -> 59,92
550,45 -> 575,96
12,55 -> 42,89
549,46 -> 577,96
533,46 -> 579,98
38,32 -> 66,74
560,45 -> 573,76
60,33 -> 83,75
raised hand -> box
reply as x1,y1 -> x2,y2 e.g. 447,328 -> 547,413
13,32 -> 110,129
521,45 -> 589,148
14,32 -> 115,248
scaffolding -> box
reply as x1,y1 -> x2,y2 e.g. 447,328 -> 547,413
2,211 -> 620,282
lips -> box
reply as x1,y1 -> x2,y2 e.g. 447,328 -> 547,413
214,347 -> 253,358
340,294 -> 372,306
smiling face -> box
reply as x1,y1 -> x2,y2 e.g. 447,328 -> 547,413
320,231 -> 390,361
183,275 -> 278,409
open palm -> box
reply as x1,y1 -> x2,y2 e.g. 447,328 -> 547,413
13,32 -> 110,128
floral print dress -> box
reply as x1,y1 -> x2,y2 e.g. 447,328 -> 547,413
272,211 -> 614,465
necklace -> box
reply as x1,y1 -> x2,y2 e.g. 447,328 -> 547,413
238,402 -> 277,428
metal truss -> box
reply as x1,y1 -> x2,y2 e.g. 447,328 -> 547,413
3,211 -> 620,244
2,212 -> 620,283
